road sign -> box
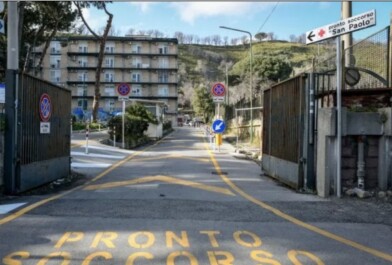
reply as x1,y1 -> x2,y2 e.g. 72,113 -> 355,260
211,83 -> 226,97
0,19 -> 4,34
117,83 -> 131,98
211,83 -> 226,103
212,119 -> 226,133
39,93 -> 52,122
306,9 -> 376,45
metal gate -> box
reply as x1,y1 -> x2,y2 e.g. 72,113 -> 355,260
262,74 -> 313,190
4,73 -> 71,194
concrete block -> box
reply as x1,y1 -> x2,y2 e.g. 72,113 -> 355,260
346,111 -> 383,136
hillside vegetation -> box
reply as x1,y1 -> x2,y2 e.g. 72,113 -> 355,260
178,41 -> 331,107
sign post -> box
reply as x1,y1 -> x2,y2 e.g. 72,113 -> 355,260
306,10 -> 376,197
211,83 -> 226,152
117,83 -> 131,149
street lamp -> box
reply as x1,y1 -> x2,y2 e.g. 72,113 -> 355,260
219,26 -> 253,143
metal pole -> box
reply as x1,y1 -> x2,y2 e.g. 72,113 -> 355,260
85,124 -> 89,154
122,100 -> 125,149
336,36 -> 342,198
219,26 -> 253,143
249,33 -> 253,144
113,126 -> 116,147
225,63 -> 229,105
4,2 -> 19,194
236,109 -> 239,150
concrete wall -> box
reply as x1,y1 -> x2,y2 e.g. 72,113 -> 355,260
316,107 -> 392,197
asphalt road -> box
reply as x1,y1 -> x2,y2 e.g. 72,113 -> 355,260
0,127 -> 391,264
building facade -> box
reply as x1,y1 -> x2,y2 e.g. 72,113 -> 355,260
32,35 -> 178,124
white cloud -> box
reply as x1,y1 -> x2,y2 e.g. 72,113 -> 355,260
129,2 -> 156,13
170,2 -> 272,24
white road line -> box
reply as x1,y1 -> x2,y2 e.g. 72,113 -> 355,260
71,152 -> 125,159
0,203 -> 27,214
71,162 -> 112,168
71,144 -> 134,154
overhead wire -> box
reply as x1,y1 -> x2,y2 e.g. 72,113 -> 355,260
255,1 -> 280,35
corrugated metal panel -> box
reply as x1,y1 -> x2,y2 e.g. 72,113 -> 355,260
19,74 -> 71,165
263,75 -> 306,163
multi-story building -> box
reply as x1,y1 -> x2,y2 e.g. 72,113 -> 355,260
32,35 -> 178,124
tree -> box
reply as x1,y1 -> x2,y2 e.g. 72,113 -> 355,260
255,32 -> 268,42
108,103 -> 158,147
191,85 -> 214,123
7,2 -> 77,72
289,34 -> 297,43
174,31 -> 184,44
252,55 -> 292,82
74,1 -> 113,122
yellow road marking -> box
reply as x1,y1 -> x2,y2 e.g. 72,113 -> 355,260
203,140 -> 392,263
131,154 -> 210,163
84,175 -> 235,196
0,136 -> 169,227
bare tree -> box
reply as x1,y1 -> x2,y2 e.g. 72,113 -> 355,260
289,34 -> 296,43
212,35 -> 221,46
174,31 -> 184,44
240,35 -> 248,45
74,1 -> 113,122
146,29 -> 154,36
267,32 -> 276,40
204,36 -> 211,45
195,36 -> 200,44
138,30 -> 146,35
297,33 -> 306,44
153,30 -> 163,38
230,38 -> 238,46
223,36 -> 228,46
127,28 -> 136,35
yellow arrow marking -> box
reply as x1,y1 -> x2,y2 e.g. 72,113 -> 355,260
84,175 -> 235,196
131,154 -> 210,163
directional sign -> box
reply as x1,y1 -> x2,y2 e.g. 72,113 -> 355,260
212,119 -> 226,133
306,9 -> 376,45
39,93 -> 52,122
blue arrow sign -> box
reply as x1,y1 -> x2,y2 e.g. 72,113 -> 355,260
212,119 -> 226,133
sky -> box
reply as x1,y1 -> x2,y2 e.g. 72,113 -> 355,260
84,2 -> 391,42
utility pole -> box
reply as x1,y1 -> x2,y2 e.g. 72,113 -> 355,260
341,2 -> 353,67
4,2 -> 20,194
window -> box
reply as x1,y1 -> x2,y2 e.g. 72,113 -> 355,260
50,70 -> 61,83
50,41 -> 61,54
158,85 -> 169,96
105,57 -> 114,68
132,73 -> 141,82
78,57 -> 88,67
105,99 -> 115,112
131,85 -> 142,96
158,45 -> 168,54
159,58 -> 168,68
77,85 -> 87,96
158,71 -> 169,83
132,57 -> 142,68
78,45 -> 88,53
78,99 -> 88,110
104,85 -> 115,96
131,43 -> 141,53
105,43 -> 115,53
50,55 -> 61,68
78,72 -> 88,82
105,72 -> 114,82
